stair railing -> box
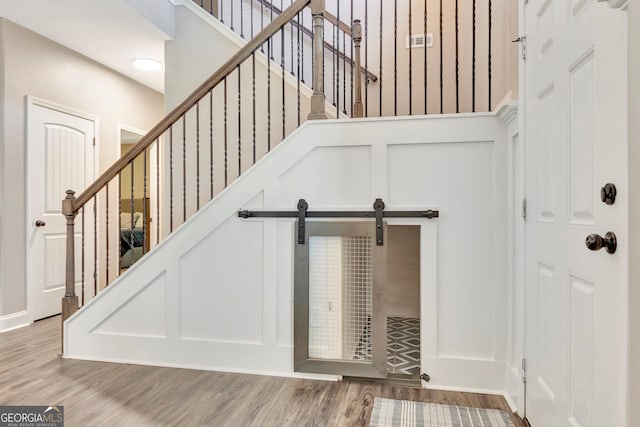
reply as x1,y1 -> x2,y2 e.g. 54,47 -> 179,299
194,0 -> 378,118
203,0 -> 499,118
61,0 -> 323,326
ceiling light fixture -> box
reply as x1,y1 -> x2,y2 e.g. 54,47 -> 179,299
132,58 -> 162,71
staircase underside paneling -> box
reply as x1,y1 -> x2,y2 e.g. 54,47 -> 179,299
65,113 -> 512,395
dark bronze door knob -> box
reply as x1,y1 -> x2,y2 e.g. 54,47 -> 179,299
600,183 -> 617,205
585,232 -> 617,254
35,220 -> 46,227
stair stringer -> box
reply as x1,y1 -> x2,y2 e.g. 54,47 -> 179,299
65,113 -> 513,393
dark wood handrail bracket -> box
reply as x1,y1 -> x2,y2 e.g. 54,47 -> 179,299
72,0 -> 311,211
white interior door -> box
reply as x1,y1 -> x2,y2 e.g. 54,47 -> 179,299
28,99 -> 96,321
524,1 -> 627,426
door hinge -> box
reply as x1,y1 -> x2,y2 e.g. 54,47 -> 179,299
93,137 -> 96,146
522,358 -> 528,382
522,198 -> 528,221
513,36 -> 527,60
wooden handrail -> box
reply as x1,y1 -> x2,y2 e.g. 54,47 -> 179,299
319,12 -> 379,83
72,0 -> 311,211
322,10 -> 350,34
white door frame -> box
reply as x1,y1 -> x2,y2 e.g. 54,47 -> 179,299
116,123 -> 160,251
25,96 -> 99,323
627,2 -> 639,425
515,0 -> 528,417
117,123 -> 148,158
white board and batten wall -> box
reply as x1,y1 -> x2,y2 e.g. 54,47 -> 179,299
65,111 -> 516,399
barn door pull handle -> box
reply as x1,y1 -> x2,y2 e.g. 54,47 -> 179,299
35,220 -> 46,227
585,232 -> 617,254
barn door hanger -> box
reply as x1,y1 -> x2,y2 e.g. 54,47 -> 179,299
238,198 -> 440,245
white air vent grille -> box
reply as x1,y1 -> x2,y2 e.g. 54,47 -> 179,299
406,33 -> 434,49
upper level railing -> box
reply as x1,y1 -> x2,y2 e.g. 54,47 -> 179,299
194,0 -> 498,118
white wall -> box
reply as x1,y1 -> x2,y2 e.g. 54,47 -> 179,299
0,18 -> 163,328
122,0 -> 176,38
65,112 -> 513,396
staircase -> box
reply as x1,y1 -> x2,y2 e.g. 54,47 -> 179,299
61,0 -> 516,390
61,0 -> 319,321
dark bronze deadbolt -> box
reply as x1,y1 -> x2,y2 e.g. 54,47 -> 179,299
585,232 -> 617,254
600,183 -> 617,205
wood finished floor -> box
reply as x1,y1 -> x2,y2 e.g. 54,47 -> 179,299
0,316 -> 525,426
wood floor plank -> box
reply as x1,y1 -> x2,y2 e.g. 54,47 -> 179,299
0,316 -> 525,426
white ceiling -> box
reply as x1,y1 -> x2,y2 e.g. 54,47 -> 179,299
0,0 -> 171,93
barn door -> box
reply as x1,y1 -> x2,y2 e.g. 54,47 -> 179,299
294,221 -> 387,378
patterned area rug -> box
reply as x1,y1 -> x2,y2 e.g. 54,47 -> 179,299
370,398 -> 516,427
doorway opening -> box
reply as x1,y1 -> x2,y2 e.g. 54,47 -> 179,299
385,225 -> 421,381
294,222 -> 421,384
118,129 -> 151,271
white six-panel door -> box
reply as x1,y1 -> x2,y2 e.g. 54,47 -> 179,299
524,1 -> 628,425
28,99 -> 96,321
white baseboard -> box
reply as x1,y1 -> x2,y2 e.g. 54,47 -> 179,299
504,363 -> 524,415
0,311 -> 30,332
421,357 -> 523,416
62,354 -> 341,382
503,393 -> 518,414
422,356 -> 507,391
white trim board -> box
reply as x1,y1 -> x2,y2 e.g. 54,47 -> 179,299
0,311 -> 30,333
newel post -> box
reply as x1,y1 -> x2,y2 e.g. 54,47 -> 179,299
308,0 -> 328,120
352,19 -> 364,118
62,190 -> 78,324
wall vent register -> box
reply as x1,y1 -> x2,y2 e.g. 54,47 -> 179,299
406,33 -> 433,49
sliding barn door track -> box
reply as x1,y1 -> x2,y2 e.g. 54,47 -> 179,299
238,198 -> 439,245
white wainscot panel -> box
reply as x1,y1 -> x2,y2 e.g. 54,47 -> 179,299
538,263 -> 565,402
570,274 -> 594,427
276,221 -> 294,347
388,141 -> 495,359
569,50 -> 595,225
538,84 -> 557,221
93,272 -> 167,338
277,146 -> 372,208
179,217 -> 264,344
